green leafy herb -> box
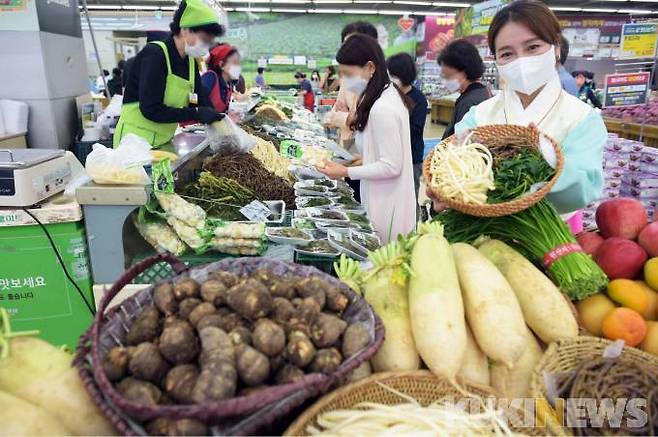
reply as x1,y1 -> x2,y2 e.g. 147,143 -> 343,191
487,149 -> 556,203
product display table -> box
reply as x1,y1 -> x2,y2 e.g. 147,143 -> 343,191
429,97 -> 455,125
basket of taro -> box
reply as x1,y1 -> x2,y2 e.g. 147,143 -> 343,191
423,124 -> 564,217
74,253 -> 384,435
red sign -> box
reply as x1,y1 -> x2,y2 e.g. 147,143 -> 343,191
604,72 -> 651,108
398,17 -> 415,32
422,15 -> 455,58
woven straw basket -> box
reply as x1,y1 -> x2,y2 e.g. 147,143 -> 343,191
531,336 -> 658,399
423,124 -> 565,217
284,370 -> 549,436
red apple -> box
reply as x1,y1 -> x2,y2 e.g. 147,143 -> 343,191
594,237 -> 647,279
576,231 -> 605,256
638,222 -> 658,257
596,198 -> 648,240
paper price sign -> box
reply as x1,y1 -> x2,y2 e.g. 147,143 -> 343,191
620,23 -> 657,59
604,72 -> 651,108
240,200 -> 272,222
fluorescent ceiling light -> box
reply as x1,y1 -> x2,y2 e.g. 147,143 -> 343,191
414,9 -> 454,14
378,9 -> 411,14
617,8 -> 653,13
355,0 -> 391,2
122,5 -> 159,10
274,0 -> 309,3
309,8 -> 344,12
598,0 -> 628,2
313,0 -> 352,3
271,7 -> 307,12
235,6 -> 271,11
549,6 -> 581,11
394,1 -> 433,5
84,5 -> 120,10
581,8 -> 617,13
433,1 -> 469,6
161,6 -> 177,10
349,8 -> 377,13
228,0 -> 271,3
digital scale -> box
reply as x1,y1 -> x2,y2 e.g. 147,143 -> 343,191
0,149 -> 73,207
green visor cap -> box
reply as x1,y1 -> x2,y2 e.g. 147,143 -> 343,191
180,0 -> 218,28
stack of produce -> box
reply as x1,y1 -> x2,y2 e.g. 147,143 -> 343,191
101,269 -> 369,434
212,222 -> 266,256
0,309 -> 114,435
254,102 -> 290,121
576,198 -> 658,356
336,222 -> 578,398
181,171 -> 256,221
156,191 -> 209,252
603,99 -> 658,125
203,153 -> 295,208
250,137 -> 293,182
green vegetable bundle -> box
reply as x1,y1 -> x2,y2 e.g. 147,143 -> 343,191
436,200 -> 608,300
181,172 -> 255,221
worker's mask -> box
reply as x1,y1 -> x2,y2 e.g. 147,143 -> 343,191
444,78 -> 462,94
227,65 -> 242,81
496,45 -> 558,95
183,30 -> 211,58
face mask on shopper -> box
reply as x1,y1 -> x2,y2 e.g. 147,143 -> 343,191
444,78 -> 462,93
185,40 -> 210,58
497,45 -> 558,95
343,75 -> 368,95
228,65 -> 242,80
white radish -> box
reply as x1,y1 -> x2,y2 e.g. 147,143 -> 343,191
490,327 -> 544,398
457,325 -> 490,386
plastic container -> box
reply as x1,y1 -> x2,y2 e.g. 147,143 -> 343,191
265,227 -> 314,245
0,99 -> 29,135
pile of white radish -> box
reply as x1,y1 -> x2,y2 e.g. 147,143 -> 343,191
306,384 -> 514,436
335,228 -> 579,397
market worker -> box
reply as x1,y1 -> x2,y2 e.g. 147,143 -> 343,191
573,71 -> 603,109
114,0 -> 225,149
295,72 -> 315,112
202,44 -> 241,113
255,67 -> 266,89
445,0 -> 606,230
386,52 -> 428,200
318,34 -> 415,243
436,39 -> 491,140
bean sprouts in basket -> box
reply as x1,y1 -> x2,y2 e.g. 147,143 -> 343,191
429,134 -> 495,205
306,383 -> 515,436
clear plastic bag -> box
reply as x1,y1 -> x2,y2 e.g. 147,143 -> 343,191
86,133 -> 152,185
207,116 -> 257,155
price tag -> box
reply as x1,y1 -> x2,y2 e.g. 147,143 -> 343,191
240,200 -> 272,222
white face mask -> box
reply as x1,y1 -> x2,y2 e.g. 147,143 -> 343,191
444,78 -> 461,93
185,40 -> 210,58
497,45 -> 559,95
343,75 -> 368,95
228,65 -> 242,80
390,76 -> 402,88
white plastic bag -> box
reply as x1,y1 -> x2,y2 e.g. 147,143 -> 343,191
207,116 -> 257,155
86,133 -> 152,185
97,94 -> 123,138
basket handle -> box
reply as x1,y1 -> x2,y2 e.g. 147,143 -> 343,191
94,252 -> 188,318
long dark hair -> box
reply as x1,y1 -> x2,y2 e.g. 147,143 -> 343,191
336,34 -> 411,132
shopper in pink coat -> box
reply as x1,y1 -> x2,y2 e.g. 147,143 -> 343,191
319,34 -> 416,243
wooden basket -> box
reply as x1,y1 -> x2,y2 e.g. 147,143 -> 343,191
531,336 -> 658,399
423,124 -> 564,217
284,371 -> 549,436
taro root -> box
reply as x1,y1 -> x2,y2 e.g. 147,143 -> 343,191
226,279 -> 272,320
311,313 -> 347,348
275,365 -> 305,385
269,354 -> 286,376
295,277 -> 327,309
178,297 -> 202,320
168,418 -> 208,436
285,331 -> 316,368
196,311 -> 226,331
200,279 -> 227,306
126,307 -> 161,346
192,358 -> 237,402
325,288 -> 349,313
271,297 -> 295,325
269,279 -> 298,300
229,326 -> 252,346
158,322 -> 199,364
117,377 -> 162,406
145,418 -> 170,435
102,346 -> 131,381
173,279 -> 200,300
252,319 -> 285,357
309,348 -> 342,374
236,344 -> 270,386
165,365 -> 199,404
217,312 -> 247,333
342,323 -> 371,358
129,342 -> 170,383
253,268 -> 278,288
188,302 -> 216,327
199,326 -> 234,364
153,283 -> 177,315
212,271 -> 240,288
294,297 -> 321,325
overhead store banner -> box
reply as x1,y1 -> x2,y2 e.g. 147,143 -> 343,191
603,72 -> 651,108
620,23 -> 658,59
454,0 -> 509,38
559,15 -> 629,58
422,15 -> 455,59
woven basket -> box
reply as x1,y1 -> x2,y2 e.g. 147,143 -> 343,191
74,253 -> 384,435
284,370 -> 549,436
423,124 -> 564,217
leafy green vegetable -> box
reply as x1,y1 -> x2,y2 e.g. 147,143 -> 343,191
488,149 -> 556,203
436,200 -> 608,300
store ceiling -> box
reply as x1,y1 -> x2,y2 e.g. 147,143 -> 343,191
80,0 -> 658,16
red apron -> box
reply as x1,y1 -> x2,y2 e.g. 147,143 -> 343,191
203,70 -> 232,113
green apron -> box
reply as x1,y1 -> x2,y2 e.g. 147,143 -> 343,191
113,41 -> 195,149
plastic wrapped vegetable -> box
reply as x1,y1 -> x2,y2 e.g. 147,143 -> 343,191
133,217 -> 186,256
214,222 -> 265,239
212,237 -> 264,249
167,217 -> 208,251
156,192 -> 207,230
